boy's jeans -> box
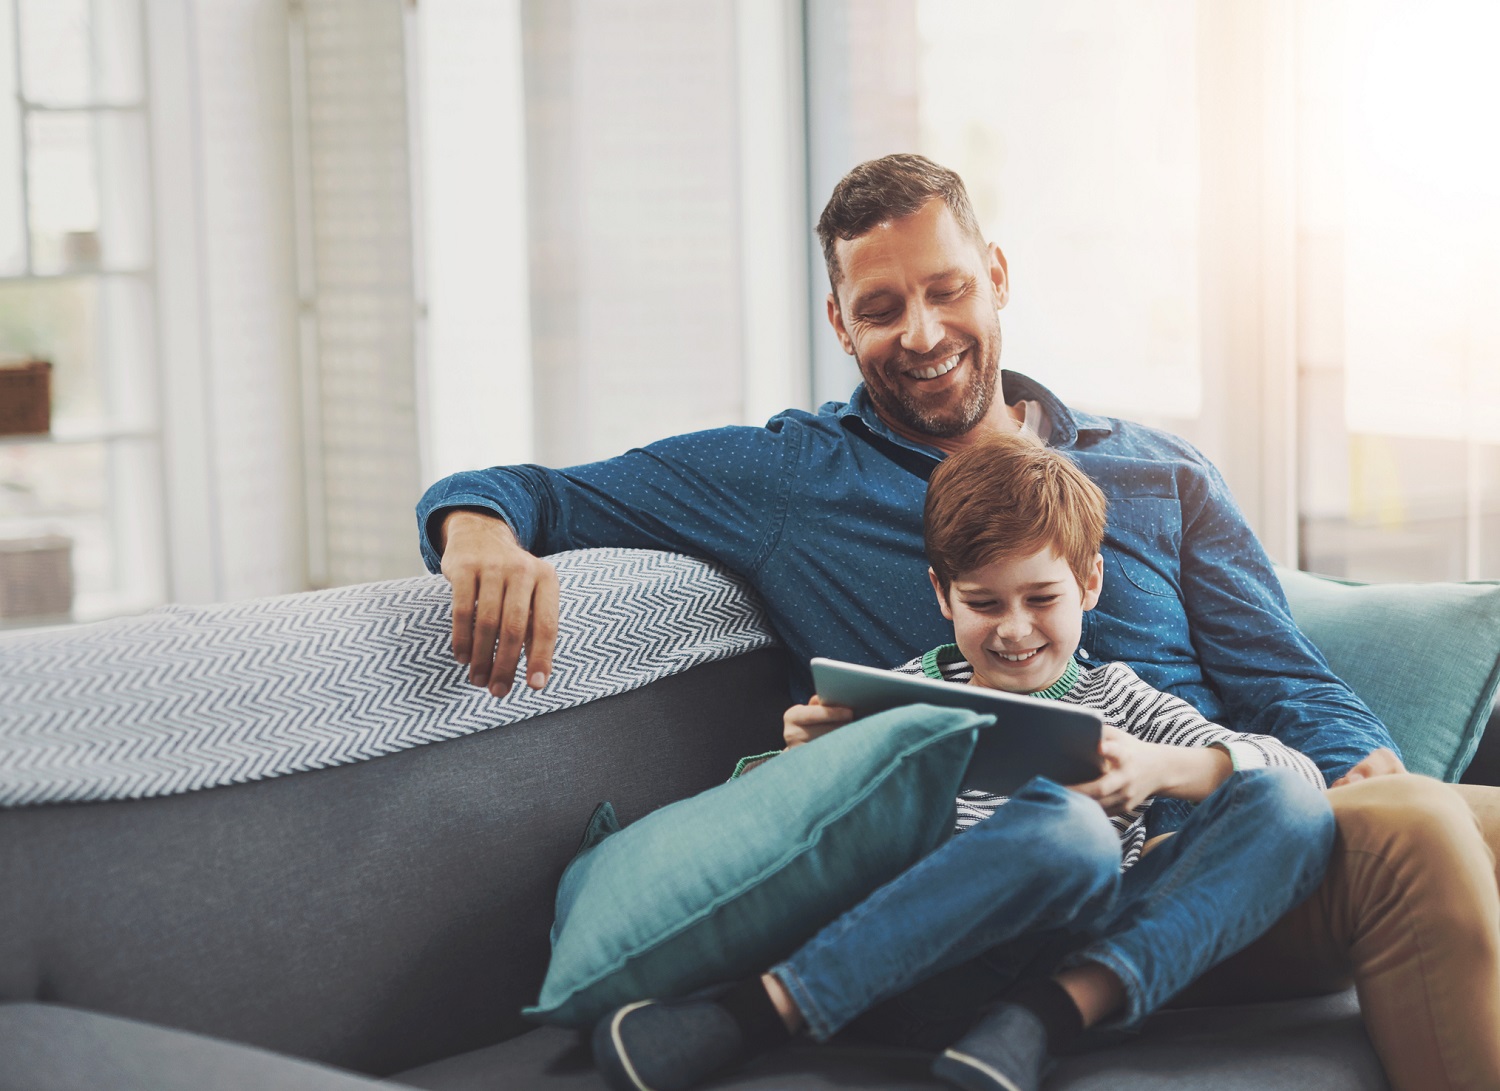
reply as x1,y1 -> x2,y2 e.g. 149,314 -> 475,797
772,768 -> 1334,1043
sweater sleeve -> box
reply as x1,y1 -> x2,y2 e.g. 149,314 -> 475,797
1094,663 -> 1326,792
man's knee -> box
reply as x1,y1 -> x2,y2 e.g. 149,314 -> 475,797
1326,774 -> 1499,931
1328,773 -> 1486,863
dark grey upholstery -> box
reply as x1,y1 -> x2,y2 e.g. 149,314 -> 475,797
0,1003 -> 389,1091
390,993 -> 1386,1091
0,641 -> 1394,1088
0,650 -> 788,1076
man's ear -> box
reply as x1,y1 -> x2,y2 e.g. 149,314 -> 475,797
928,568 -> 954,620
989,243 -> 1009,310
826,292 -> 856,355
1080,553 -> 1104,611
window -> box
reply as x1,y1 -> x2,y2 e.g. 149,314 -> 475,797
0,0 -> 163,627
1296,0 -> 1500,581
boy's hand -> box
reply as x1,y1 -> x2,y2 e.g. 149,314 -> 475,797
783,696 -> 854,749
1071,726 -> 1234,814
1070,726 -> 1162,815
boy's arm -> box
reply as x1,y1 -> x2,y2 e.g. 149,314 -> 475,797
1101,663 -> 1326,791
732,698 -> 859,780
1077,726 -> 1233,813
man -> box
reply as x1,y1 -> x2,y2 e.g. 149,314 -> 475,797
418,155 -> 1500,1089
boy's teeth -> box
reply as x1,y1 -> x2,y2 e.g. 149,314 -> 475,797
999,650 -> 1038,662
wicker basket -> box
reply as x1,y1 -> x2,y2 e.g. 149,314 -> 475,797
0,535 -> 73,621
0,358 -> 52,436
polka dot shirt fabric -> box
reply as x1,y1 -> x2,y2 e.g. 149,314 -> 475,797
416,369 -> 1395,801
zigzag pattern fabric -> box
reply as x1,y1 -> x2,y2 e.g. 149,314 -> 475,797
0,549 -> 778,808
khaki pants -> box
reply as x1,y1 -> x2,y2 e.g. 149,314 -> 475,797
1172,775 -> 1500,1091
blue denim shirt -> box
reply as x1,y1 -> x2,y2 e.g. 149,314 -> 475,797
417,370 -> 1395,789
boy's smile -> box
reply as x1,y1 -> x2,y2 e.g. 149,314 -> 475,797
930,547 -> 1104,694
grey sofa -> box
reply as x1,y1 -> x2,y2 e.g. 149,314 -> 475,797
0,552 -> 1425,1090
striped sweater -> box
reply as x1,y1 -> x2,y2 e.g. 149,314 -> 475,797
901,645 -> 1326,870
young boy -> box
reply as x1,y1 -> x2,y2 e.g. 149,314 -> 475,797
592,432 -> 1334,1091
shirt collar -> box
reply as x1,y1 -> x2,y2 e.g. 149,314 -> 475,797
827,369 -> 1114,454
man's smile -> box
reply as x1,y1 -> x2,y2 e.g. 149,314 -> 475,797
905,351 -> 963,381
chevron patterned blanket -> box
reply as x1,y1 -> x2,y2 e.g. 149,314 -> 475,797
0,549 -> 779,808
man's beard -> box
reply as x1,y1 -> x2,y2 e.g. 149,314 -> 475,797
857,327 -> 1001,439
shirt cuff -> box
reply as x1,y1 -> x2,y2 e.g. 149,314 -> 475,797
731,750 -> 783,779
1212,740 -> 1267,772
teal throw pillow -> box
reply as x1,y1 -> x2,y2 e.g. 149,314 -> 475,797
1276,566 -> 1500,780
523,703 -> 990,1028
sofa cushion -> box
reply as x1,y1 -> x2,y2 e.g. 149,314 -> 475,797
0,1002 -> 389,1091
1276,567 -> 1500,780
394,991 -> 1386,1090
524,704 -> 990,1028
0,650 -> 790,1077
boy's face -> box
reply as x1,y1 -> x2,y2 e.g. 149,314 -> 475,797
929,546 -> 1104,694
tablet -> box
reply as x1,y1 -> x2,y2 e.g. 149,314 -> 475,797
810,657 -> 1103,794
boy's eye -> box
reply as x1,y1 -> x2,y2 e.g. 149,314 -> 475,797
1028,596 -> 1060,607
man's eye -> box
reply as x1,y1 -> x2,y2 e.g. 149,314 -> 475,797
859,310 -> 898,325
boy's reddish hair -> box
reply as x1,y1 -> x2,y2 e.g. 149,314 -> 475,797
924,430 -> 1107,593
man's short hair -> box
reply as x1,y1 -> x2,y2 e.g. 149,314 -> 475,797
816,153 -> 987,292
924,431 -> 1108,594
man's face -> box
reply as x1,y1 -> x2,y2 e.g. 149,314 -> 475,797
827,199 -> 1009,442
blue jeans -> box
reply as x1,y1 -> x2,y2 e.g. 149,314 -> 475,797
771,768 -> 1334,1042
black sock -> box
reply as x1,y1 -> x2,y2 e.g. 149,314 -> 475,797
1005,977 -> 1084,1055
719,977 -> 793,1050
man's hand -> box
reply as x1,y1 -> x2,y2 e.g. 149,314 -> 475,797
783,696 -> 854,749
439,510 -> 559,696
1330,747 -> 1406,789
1070,726 -> 1233,816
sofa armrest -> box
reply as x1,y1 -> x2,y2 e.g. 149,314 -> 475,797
0,1003 -> 388,1091
1461,698 -> 1500,786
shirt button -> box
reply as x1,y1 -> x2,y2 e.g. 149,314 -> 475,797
1078,648 -> 1090,658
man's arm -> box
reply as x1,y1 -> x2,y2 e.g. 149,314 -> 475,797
1173,450 -> 1399,783
415,425 -> 797,695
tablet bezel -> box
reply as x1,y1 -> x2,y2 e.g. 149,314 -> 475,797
809,657 -> 1103,793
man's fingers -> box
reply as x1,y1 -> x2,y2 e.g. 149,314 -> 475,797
525,565 -> 560,689
469,578 -> 505,688
491,573 -> 535,695
449,572 -> 477,666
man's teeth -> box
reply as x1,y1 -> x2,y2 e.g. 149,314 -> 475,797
910,354 -> 960,380
998,649 -> 1038,662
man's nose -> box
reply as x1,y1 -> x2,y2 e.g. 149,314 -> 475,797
900,302 -> 942,355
